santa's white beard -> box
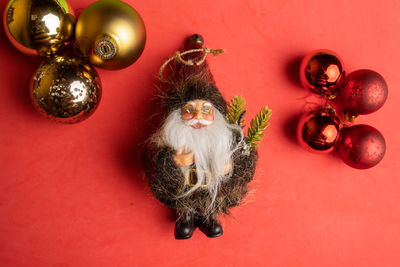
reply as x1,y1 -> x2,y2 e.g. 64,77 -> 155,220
154,108 -> 242,207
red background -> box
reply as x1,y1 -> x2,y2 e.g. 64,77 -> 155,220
1,0 -> 399,266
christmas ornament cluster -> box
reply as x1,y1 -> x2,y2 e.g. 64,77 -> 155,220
297,50 -> 387,169
4,0 -> 146,123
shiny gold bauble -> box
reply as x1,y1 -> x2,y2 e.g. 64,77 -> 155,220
30,55 -> 102,123
3,0 -> 75,56
75,0 -> 146,70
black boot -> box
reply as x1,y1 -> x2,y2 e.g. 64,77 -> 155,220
174,217 -> 196,240
196,215 -> 223,238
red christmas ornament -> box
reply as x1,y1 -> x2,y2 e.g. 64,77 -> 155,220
337,124 -> 386,169
340,69 -> 388,120
297,106 -> 342,153
299,49 -> 345,98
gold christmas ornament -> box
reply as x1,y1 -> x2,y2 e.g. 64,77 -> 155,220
3,0 -> 75,56
30,55 -> 102,123
75,0 -> 146,70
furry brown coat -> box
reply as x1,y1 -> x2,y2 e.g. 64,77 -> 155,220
144,132 -> 258,222
142,34 -> 259,224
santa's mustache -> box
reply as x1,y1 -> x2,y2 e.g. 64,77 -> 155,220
183,119 -> 213,126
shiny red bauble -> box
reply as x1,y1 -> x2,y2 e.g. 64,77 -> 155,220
297,107 -> 342,153
337,124 -> 386,169
340,69 -> 388,117
300,50 -> 345,98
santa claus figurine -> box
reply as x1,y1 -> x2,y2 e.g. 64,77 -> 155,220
142,34 -> 269,239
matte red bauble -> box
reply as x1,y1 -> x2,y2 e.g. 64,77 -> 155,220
299,50 -> 345,98
340,69 -> 388,119
337,124 -> 386,169
297,107 -> 342,153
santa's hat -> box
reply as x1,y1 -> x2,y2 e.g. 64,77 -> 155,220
161,34 -> 227,116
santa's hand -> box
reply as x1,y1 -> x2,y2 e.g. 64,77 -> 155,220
224,158 -> 233,175
173,146 -> 194,167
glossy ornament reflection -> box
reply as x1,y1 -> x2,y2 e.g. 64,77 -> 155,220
299,50 -> 345,98
30,55 -> 102,123
297,106 -> 342,153
340,69 -> 388,121
4,0 -> 75,56
337,124 -> 385,169
75,0 -> 146,70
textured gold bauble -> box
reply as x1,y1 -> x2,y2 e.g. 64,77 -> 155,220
75,0 -> 146,70
3,0 -> 75,56
30,55 -> 102,123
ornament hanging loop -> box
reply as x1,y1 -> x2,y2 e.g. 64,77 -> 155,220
159,47 -> 225,83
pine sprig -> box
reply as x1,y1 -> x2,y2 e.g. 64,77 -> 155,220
226,95 -> 246,128
246,106 -> 272,150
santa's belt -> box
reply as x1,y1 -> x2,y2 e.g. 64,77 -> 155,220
185,169 -> 212,187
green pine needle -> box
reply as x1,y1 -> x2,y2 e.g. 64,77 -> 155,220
226,95 -> 246,128
246,106 -> 272,150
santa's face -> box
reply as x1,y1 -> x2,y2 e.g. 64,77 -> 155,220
181,100 -> 214,129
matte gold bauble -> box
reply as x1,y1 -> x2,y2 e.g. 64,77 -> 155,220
75,0 -> 146,70
30,55 -> 102,123
3,0 -> 75,56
